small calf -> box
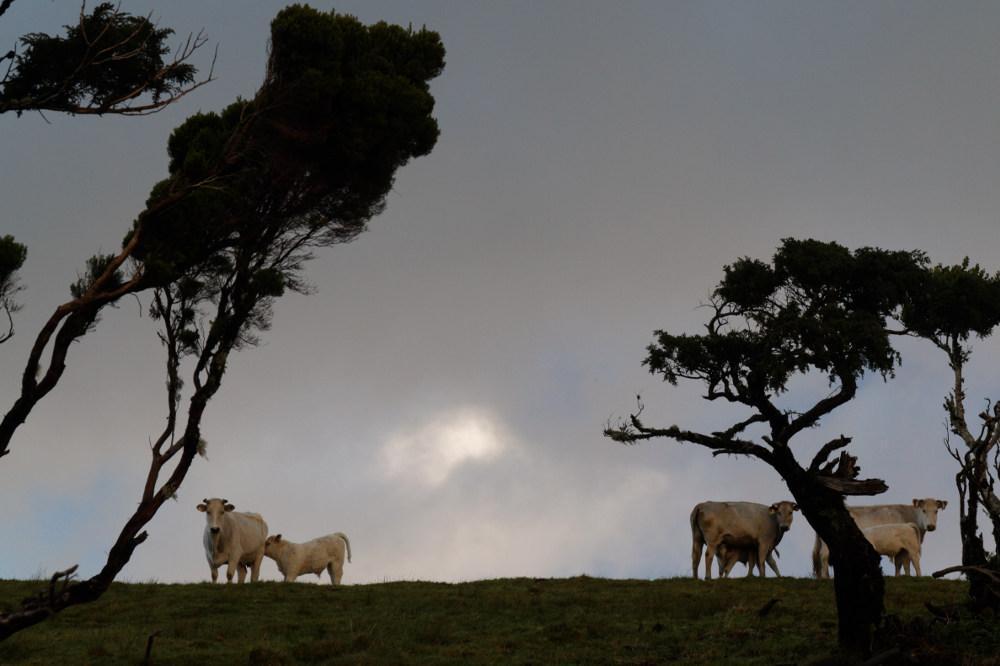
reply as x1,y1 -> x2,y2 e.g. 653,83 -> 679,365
717,544 -> 781,578
863,522 -> 922,576
264,532 -> 352,584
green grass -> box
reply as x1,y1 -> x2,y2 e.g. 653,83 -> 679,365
0,576 -> 995,664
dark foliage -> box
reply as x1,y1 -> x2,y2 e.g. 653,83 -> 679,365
0,234 -> 27,342
0,3 -> 204,116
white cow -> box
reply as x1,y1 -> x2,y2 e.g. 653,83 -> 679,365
197,497 -> 268,583
264,532 -> 352,584
813,498 -> 947,578
690,500 -> 799,579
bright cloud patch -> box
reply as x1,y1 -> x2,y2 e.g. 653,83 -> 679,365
380,408 -> 508,487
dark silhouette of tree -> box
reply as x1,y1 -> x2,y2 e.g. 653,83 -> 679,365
607,238 -> 929,656
0,234 -> 26,343
902,260 -> 1000,608
0,5 -> 444,639
0,2 -> 212,117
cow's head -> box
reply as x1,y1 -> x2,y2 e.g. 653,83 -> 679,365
196,497 -> 235,535
264,534 -> 283,557
912,498 -> 948,532
769,501 -> 799,533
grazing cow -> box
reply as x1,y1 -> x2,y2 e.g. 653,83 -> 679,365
264,532 -> 352,584
197,498 -> 268,583
690,500 -> 799,579
717,545 -> 781,578
813,498 -> 946,578
861,523 -> 922,577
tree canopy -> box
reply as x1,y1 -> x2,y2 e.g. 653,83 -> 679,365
0,2 -> 209,117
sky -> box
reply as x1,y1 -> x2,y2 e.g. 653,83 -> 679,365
2,1 -> 999,585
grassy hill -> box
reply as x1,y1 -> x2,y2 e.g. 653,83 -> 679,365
0,576 -> 995,664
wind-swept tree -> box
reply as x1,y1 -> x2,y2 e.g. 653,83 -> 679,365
0,5 -> 444,638
901,260 -> 1000,608
607,238 -> 929,655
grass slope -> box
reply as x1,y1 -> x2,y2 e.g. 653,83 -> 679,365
0,576 -> 994,664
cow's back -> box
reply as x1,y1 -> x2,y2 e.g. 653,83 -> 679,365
849,505 -> 917,530
694,501 -> 772,543
226,511 -> 268,552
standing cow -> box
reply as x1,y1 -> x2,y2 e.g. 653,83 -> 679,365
690,500 -> 799,579
264,532 -> 352,584
197,497 -> 269,583
812,498 -> 947,578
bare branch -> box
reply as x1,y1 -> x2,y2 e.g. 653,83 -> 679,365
604,411 -> 773,463
809,435 -> 852,473
815,451 -> 888,496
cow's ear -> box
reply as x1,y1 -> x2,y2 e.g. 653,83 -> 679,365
768,504 -> 777,513
912,498 -> 921,507
938,500 -> 948,510
275,534 -> 282,542
224,503 -> 235,512
196,504 -> 207,512
792,503 -> 799,511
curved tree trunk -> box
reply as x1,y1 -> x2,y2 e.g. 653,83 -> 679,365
775,452 -> 885,655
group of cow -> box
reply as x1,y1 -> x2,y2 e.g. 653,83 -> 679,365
690,497 -> 948,579
197,497 -> 351,584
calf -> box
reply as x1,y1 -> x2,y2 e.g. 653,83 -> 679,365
862,523 -> 922,577
717,545 -> 781,578
197,498 -> 268,583
264,532 -> 352,584
690,500 -> 798,579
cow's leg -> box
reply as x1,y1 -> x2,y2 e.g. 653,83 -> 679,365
691,532 -> 704,580
226,558 -> 239,583
766,552 -> 781,577
716,545 -> 730,578
237,563 -> 248,584
703,542 -> 718,580
893,553 -> 904,576
820,545 -> 830,579
911,551 -> 921,577
250,551 -> 264,583
756,543 -> 769,577
328,560 -> 343,585
210,566 -> 219,584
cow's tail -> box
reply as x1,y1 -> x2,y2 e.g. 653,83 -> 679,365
335,532 -> 352,563
690,505 -> 704,579
811,533 -> 823,578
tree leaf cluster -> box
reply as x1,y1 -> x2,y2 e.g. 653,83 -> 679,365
902,259 -> 1000,344
0,234 -> 26,307
0,2 -> 195,115
130,6 -> 446,344
646,239 -> 929,400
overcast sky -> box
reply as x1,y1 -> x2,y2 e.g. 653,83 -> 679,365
2,1 -> 999,585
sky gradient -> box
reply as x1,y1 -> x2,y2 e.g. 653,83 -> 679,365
2,1 -> 999,584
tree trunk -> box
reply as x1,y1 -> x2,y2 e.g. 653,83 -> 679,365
957,476 -> 995,609
775,451 -> 885,655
